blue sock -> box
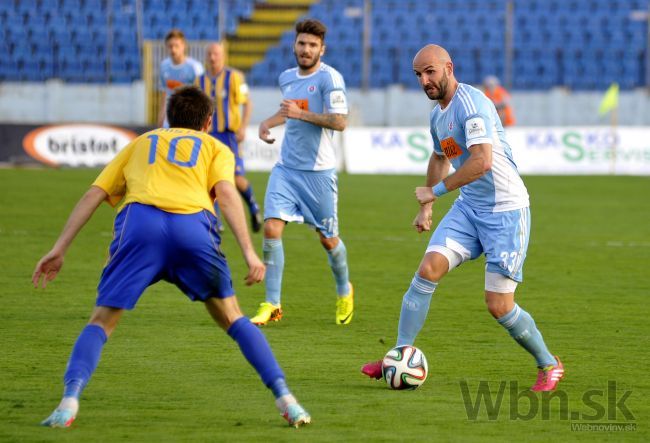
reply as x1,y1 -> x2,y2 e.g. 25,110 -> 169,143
263,238 -> 283,306
396,274 -> 438,346
497,304 -> 557,367
63,324 -> 107,399
239,185 -> 260,215
327,240 -> 350,296
227,317 -> 286,396
268,378 -> 291,398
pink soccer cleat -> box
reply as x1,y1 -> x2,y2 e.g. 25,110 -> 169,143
531,356 -> 564,391
361,360 -> 383,380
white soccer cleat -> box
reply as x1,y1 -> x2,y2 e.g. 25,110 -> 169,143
41,408 -> 76,428
282,403 -> 311,428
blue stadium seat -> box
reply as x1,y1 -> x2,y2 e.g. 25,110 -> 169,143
0,0 -> 645,88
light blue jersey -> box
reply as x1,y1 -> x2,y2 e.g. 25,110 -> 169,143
431,83 -> 529,212
159,56 -> 204,96
278,63 -> 348,171
159,57 -> 204,128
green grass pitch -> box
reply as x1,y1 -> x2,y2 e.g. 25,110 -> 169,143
1,169 -> 648,441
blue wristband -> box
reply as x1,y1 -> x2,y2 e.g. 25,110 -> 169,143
432,181 -> 448,197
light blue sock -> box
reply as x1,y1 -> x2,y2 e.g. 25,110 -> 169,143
327,240 -> 350,296
396,274 -> 438,346
497,304 -> 557,367
263,238 -> 284,306
63,324 -> 107,399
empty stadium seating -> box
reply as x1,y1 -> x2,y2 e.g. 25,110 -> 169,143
251,0 -> 648,90
0,0 -> 647,90
0,0 -> 254,83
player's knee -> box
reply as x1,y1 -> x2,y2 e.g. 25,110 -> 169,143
417,253 -> 449,282
263,219 -> 283,239
217,312 -> 244,330
484,273 -> 517,318
485,298 -> 512,318
319,235 -> 339,250
205,296 -> 244,330
88,306 -> 123,337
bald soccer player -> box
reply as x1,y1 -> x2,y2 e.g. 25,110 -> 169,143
361,45 -> 564,392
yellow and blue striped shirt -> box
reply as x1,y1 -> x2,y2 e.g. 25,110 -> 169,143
196,68 -> 249,134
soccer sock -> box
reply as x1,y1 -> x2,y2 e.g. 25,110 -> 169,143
227,317 -> 286,392
396,274 -> 438,346
239,184 -> 260,215
62,324 -> 107,400
263,238 -> 284,306
497,304 -> 557,367
326,240 -> 350,296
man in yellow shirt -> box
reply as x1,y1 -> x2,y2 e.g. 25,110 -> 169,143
196,42 -> 262,232
33,86 -> 311,429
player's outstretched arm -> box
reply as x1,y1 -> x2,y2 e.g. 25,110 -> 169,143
280,99 -> 347,131
214,181 -> 266,285
259,110 -> 286,144
32,186 -> 108,288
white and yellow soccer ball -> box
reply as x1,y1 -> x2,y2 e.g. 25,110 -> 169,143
382,345 -> 428,390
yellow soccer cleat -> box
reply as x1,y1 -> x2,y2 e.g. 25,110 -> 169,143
335,283 -> 354,325
250,302 -> 283,326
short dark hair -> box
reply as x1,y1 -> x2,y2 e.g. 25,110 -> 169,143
165,28 -> 186,43
167,85 -> 213,130
295,19 -> 326,41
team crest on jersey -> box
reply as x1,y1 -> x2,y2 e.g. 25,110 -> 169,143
307,84 -> 317,94
448,121 -> 454,131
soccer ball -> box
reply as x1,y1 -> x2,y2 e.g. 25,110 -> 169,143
382,345 -> 428,390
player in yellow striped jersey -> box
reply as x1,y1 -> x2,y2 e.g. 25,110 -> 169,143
196,42 -> 262,233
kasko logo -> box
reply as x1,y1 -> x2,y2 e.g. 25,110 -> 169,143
23,124 -> 137,167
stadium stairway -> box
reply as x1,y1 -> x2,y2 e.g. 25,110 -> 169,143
227,0 -> 317,72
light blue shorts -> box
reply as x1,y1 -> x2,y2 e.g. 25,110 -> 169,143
427,199 -> 530,282
264,164 -> 339,238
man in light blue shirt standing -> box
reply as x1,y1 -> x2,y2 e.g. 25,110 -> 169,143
252,19 -> 353,326
158,29 -> 204,127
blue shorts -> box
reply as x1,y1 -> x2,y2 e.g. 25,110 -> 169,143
96,203 -> 235,309
212,131 -> 245,176
264,164 -> 339,238
427,199 -> 530,282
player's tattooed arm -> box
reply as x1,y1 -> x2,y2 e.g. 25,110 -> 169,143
299,111 -> 348,131
280,99 -> 347,131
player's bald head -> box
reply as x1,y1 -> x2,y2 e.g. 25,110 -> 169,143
413,44 -> 452,68
206,42 -> 224,56
412,44 -> 457,102
206,42 -> 226,73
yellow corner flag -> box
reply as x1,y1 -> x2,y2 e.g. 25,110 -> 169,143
599,82 -> 619,115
